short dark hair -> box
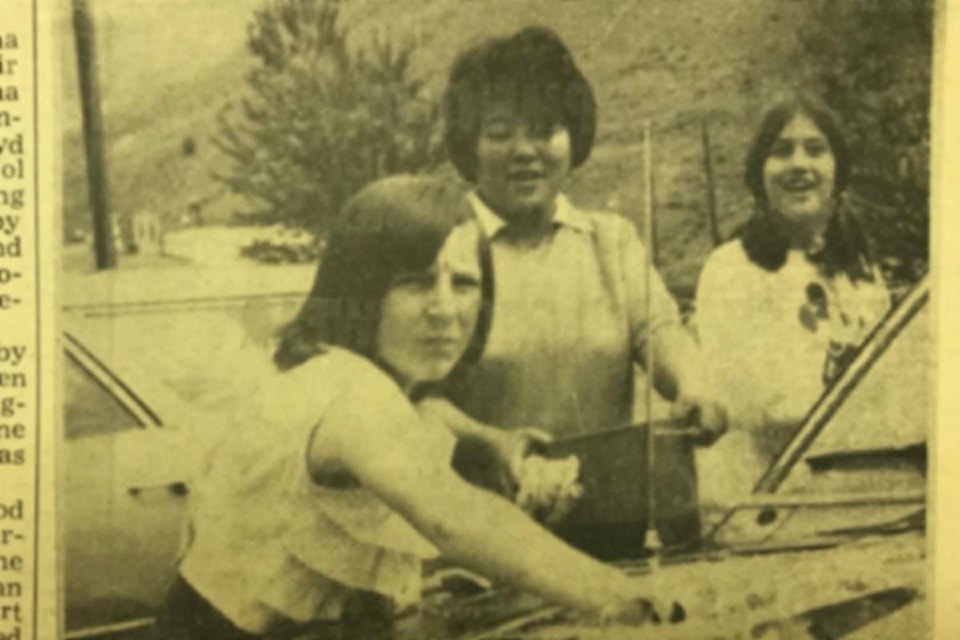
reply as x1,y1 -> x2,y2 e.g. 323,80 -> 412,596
442,26 -> 596,182
738,96 -> 873,281
274,175 -> 494,372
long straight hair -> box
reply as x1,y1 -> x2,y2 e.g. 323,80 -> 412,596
737,96 -> 875,282
274,175 -> 494,373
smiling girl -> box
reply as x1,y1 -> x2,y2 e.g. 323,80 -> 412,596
694,97 -> 890,501
431,27 -> 729,551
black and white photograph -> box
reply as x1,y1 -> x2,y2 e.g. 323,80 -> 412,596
59,0 -> 936,638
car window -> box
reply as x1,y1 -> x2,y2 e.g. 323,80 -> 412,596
777,298 -> 929,496
64,353 -> 144,438
67,296 -> 300,416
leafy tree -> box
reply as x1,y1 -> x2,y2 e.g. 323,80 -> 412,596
799,0 -> 933,284
215,0 -> 443,235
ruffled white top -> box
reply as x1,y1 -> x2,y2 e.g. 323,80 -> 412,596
178,348 -> 455,634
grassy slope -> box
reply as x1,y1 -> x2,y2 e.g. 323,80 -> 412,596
62,0 -> 813,290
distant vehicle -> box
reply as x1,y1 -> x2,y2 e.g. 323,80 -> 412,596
61,269 -> 929,639
64,228 -> 89,244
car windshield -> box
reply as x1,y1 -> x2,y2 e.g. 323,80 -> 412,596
756,281 -> 929,498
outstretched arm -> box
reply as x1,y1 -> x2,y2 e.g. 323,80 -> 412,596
417,396 -> 551,489
621,220 -> 727,444
310,371 -> 651,620
639,324 -> 727,446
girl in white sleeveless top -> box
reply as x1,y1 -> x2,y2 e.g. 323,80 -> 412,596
158,176 -> 668,639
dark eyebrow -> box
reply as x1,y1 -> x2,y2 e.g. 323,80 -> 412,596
392,269 -> 435,284
452,271 -> 481,284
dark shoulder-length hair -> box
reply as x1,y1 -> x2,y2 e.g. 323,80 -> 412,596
737,95 -> 875,281
442,26 -> 597,182
274,175 -> 494,373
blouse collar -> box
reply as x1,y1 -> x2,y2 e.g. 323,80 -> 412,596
466,191 -> 594,239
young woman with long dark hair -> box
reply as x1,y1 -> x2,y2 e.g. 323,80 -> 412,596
157,176 -> 664,639
694,97 -> 890,503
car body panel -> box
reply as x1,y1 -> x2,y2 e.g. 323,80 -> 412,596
63,267 -> 309,637
416,280 -> 930,639
62,270 -> 931,639
63,339 -> 186,633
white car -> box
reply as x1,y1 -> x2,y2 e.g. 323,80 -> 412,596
62,266 -> 311,639
62,268 -> 930,639
423,279 -> 930,639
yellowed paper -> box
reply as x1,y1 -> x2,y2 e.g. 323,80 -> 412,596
0,0 -> 954,638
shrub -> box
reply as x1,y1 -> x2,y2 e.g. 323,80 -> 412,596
799,0 -> 933,285
215,0 -> 443,237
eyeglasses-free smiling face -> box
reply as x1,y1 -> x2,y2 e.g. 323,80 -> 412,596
474,101 -> 572,230
376,225 -> 482,387
763,113 -> 837,238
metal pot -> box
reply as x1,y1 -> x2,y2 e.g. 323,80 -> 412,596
544,420 -> 702,559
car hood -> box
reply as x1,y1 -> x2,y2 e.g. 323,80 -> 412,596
409,529 -> 924,639
409,279 -> 931,640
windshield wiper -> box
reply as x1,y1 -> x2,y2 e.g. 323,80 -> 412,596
805,443 -> 926,474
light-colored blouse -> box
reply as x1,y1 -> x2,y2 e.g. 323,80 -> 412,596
449,192 -> 682,437
178,348 -> 455,634
695,240 -> 890,432
693,239 -> 890,506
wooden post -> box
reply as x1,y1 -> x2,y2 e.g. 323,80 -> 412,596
73,0 -> 116,269
701,118 -> 722,247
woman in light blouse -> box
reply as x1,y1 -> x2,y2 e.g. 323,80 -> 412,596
157,176 -> 667,639
695,96 -> 890,507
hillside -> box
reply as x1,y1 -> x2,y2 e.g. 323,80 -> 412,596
62,0 -> 818,290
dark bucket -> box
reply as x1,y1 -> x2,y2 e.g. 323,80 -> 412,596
544,421 -> 701,560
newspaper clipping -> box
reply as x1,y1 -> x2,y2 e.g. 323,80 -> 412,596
2,0 -> 959,638
0,1 -> 40,639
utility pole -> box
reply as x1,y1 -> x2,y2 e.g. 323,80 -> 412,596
73,0 -> 116,269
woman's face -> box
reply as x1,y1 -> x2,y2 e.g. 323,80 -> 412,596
474,101 -> 572,226
376,225 -> 482,387
762,113 -> 837,234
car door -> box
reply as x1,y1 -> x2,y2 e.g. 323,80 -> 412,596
63,334 -> 196,638
62,292 -> 303,638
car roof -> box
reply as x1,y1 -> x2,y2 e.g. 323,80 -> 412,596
62,263 -> 314,310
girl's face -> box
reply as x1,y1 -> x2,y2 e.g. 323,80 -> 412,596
762,113 -> 837,236
376,225 -> 482,387
474,100 -> 572,227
